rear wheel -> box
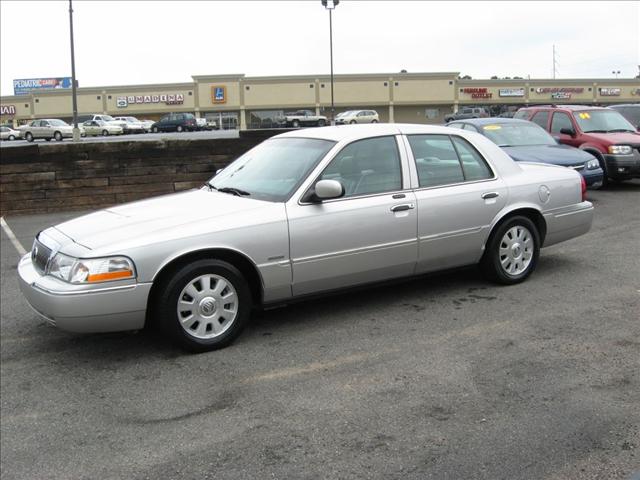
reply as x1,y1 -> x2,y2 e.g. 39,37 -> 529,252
54,131 -> 63,141
102,129 -> 109,136
371,119 -> 378,123
156,259 -> 252,352
317,119 -> 326,127
480,215 -> 540,285
292,120 -> 300,128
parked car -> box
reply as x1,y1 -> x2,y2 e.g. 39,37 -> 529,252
113,116 -> 146,134
17,119 -> 75,142
206,118 -> 220,130
335,110 -> 379,124
278,110 -> 327,128
514,105 -> 640,184
609,104 -> 640,131
18,124 -> 593,352
447,118 -> 604,188
196,118 -> 208,131
0,125 -> 20,141
81,119 -> 123,136
78,114 -> 127,129
140,119 -> 156,132
444,107 -> 490,123
150,113 -> 197,133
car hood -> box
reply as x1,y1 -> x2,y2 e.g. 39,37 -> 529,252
54,188 -> 271,251
581,131 -> 640,144
501,144 -> 594,166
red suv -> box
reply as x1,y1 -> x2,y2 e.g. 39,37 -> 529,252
514,105 -> 640,185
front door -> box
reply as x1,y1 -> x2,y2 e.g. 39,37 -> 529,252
287,135 -> 418,296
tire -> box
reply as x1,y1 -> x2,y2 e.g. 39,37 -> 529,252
25,132 -> 34,142
102,130 -> 109,136
350,120 -> 357,124
8,135 -> 15,141
371,119 -> 378,123
45,138 -> 51,142
480,215 -> 540,285
152,126 -> 158,133
156,259 -> 252,352
54,131 -> 63,141
317,119 -> 326,127
177,125 -> 184,132
292,120 -> 300,128
584,150 -> 608,188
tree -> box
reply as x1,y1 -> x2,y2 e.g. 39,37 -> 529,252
490,76 -> 499,79
459,74 -> 472,80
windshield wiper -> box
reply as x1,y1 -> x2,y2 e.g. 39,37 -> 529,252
216,186 -> 251,196
607,129 -> 635,133
583,130 -> 607,133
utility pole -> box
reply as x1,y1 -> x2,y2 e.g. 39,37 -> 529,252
552,44 -> 558,79
69,0 -> 80,141
321,0 -> 339,125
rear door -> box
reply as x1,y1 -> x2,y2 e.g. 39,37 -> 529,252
287,135 -> 418,296
404,133 -> 508,273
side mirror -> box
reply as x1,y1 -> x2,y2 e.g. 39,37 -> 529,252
560,127 -> 576,137
303,179 -> 345,203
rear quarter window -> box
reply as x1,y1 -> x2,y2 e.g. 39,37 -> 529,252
513,110 -> 530,120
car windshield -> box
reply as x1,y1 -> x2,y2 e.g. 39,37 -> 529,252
480,122 -> 556,146
102,115 -> 115,122
573,110 -> 635,133
126,117 -> 138,122
615,107 -> 640,127
209,137 -> 336,202
49,119 -> 68,126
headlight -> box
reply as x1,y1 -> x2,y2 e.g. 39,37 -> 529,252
47,254 -> 136,284
608,145 -> 632,155
587,159 -> 600,169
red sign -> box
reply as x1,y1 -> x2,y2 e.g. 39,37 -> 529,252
462,88 -> 493,99
0,105 -> 16,115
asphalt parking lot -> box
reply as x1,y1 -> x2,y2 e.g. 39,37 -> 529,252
0,129 -> 239,147
1,182 -> 639,480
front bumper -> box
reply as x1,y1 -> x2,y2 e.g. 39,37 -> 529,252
604,152 -> 640,179
581,167 -> 604,189
18,254 -> 151,333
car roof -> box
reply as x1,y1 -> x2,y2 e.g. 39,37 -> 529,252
450,117 -> 533,126
609,104 -> 640,108
274,123 -> 458,142
520,104 -> 611,111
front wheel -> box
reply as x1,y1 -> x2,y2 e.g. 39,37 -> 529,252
371,119 -> 378,123
177,125 -> 184,132
292,120 -> 300,128
54,131 -> 63,141
317,119 -> 326,127
8,135 -> 15,141
480,216 -> 540,285
152,126 -> 159,133
102,130 -> 109,136
156,259 -> 252,352
25,132 -> 33,142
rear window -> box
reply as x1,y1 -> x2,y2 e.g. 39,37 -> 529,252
530,111 -> 550,129
513,110 -> 530,120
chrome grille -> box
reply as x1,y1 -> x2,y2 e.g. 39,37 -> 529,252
31,239 -> 52,274
568,164 -> 585,171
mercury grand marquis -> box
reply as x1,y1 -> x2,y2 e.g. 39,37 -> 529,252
18,124 -> 594,351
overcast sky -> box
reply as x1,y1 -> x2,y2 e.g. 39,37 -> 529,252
1,0 -> 638,95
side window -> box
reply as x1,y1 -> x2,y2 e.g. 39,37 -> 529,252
451,136 -> 493,181
407,135 -> 465,188
513,110 -> 529,120
530,111 -> 550,129
550,112 -> 573,133
319,136 -> 402,197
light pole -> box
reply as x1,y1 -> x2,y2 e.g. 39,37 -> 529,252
321,0 -> 339,125
612,70 -> 621,79
69,0 -> 80,141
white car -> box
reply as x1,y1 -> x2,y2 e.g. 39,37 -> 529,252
17,119 -> 75,142
80,114 -> 127,129
140,119 -> 155,132
0,126 -> 20,141
335,110 -> 379,125
81,119 -> 123,136
113,116 -> 146,134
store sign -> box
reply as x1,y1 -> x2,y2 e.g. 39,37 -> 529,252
13,77 -> 73,95
535,87 -> 584,94
498,88 -> 525,97
212,86 -> 226,104
0,105 -> 16,115
598,88 -> 621,96
116,93 -> 185,108
551,92 -> 571,99
462,88 -> 492,99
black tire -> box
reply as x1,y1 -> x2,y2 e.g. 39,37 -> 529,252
371,119 -> 378,123
54,131 -> 63,141
25,132 -> 33,142
480,215 -> 540,285
292,120 -> 300,128
102,130 -> 109,136
152,126 -> 158,133
177,125 -> 184,132
317,119 -> 326,127
156,259 -> 252,352
45,138 -> 51,142
8,135 -> 15,141
350,120 -> 357,124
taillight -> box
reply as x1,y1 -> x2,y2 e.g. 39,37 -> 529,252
581,175 -> 587,202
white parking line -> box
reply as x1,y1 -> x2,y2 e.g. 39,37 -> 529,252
0,217 -> 27,256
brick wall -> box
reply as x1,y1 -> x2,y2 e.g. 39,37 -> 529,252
0,131 -> 285,216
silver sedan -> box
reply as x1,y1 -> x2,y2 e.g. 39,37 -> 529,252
18,124 -> 593,351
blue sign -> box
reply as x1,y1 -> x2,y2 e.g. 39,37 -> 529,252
212,86 -> 226,103
13,77 -> 73,96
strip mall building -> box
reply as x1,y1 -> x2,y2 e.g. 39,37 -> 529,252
1,72 -> 638,129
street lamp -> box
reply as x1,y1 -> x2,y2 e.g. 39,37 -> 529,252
612,70 -> 621,79
321,0 -> 339,125
69,0 -> 80,141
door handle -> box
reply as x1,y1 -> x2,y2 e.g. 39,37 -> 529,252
481,192 -> 500,199
391,203 -> 415,212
